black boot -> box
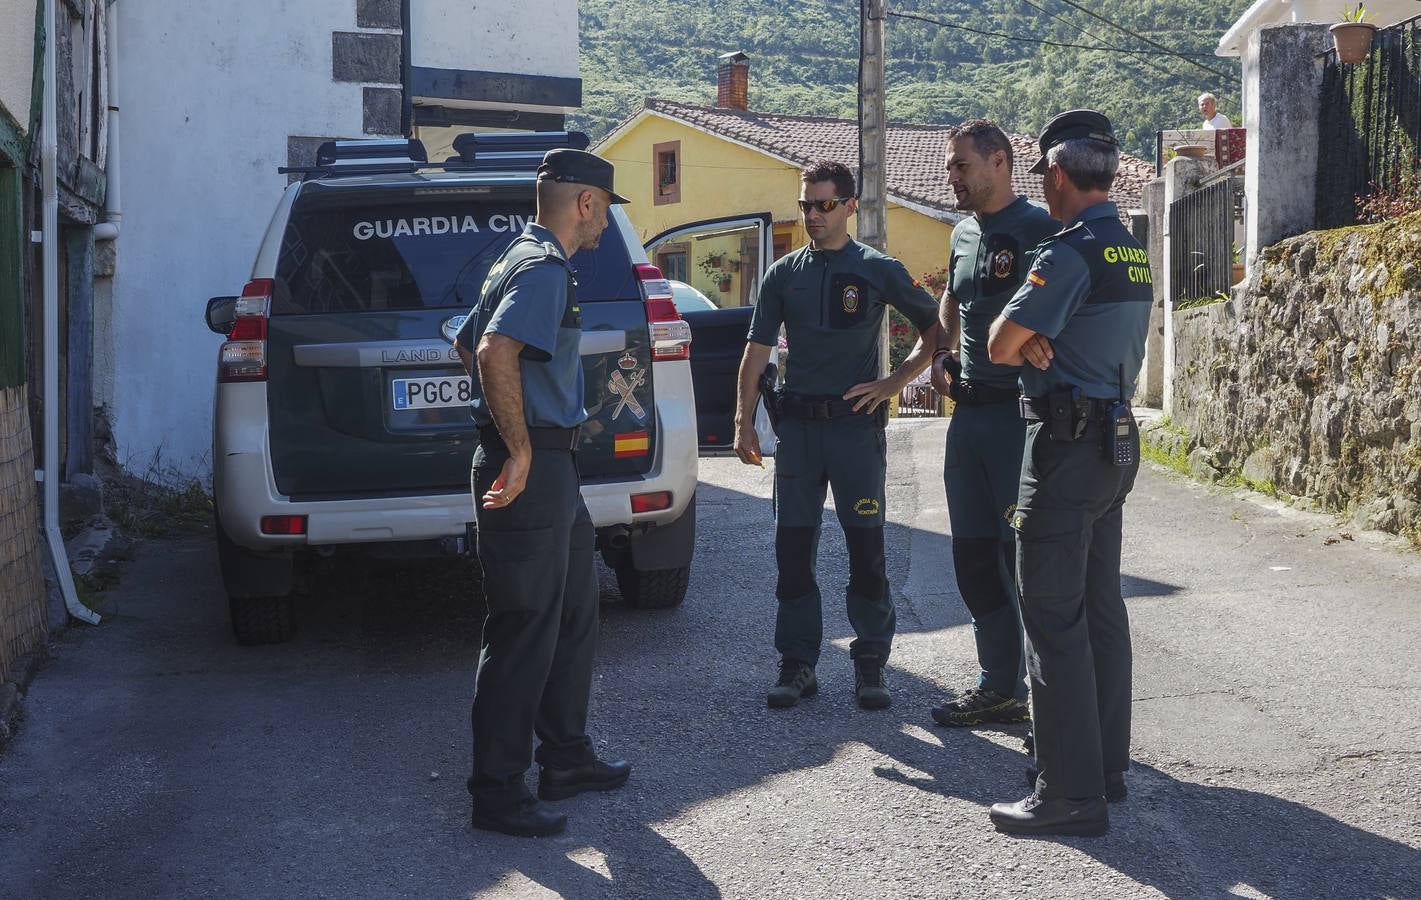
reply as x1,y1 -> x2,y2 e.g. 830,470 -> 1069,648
989,794 -> 1108,837
767,658 -> 817,708
854,655 -> 891,710
472,798 -> 568,838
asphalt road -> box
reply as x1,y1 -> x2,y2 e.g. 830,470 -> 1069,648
2,419 -> 1419,899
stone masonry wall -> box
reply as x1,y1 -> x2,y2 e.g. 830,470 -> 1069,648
1162,211 -> 1421,541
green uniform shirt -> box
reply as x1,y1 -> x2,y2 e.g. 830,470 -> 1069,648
1002,201 -> 1154,400
748,240 -> 938,396
949,196 -> 1059,389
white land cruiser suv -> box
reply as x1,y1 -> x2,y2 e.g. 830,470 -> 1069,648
204,133 -> 770,644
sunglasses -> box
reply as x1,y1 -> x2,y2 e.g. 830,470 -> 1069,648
797,197 -> 854,214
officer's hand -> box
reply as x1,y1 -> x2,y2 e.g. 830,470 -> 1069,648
929,354 -> 955,398
1021,334 -> 1055,371
734,425 -> 763,467
482,453 -> 531,509
844,376 -> 899,414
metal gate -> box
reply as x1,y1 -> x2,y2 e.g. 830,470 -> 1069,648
1168,178 -> 1234,302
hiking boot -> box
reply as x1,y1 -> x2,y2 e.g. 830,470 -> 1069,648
930,687 -> 1030,727
1025,765 -> 1127,803
767,659 -> 817,708
853,655 -> 891,710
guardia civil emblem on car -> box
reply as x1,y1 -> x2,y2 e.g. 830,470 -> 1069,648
440,314 -> 467,344
842,284 -> 860,313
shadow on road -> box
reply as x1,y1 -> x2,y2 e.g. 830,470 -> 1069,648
4,474 -> 1414,900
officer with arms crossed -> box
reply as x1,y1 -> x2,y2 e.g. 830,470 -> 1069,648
926,120 -> 1058,730
985,110 -> 1152,837
454,149 -> 631,838
734,160 -> 941,711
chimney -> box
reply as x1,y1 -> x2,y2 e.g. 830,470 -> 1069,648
716,51 -> 750,111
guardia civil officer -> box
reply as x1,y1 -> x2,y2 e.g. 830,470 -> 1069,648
985,110 -> 1152,836
926,120 -> 1059,730
453,149 -> 631,838
734,160 -> 942,711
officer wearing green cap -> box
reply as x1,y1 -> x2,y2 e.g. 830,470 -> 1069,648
925,119 -> 1058,731
453,147 -> 631,838
733,160 -> 941,711
985,110 -> 1152,837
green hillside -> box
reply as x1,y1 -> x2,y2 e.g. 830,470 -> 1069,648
574,0 -> 1250,160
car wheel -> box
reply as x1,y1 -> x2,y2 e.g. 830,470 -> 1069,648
228,595 -> 296,645
614,563 -> 690,609
215,510 -> 297,644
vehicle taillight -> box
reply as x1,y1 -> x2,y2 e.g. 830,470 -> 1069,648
635,264 -> 691,362
260,515 -> 307,535
630,491 -> 673,514
218,279 -> 272,383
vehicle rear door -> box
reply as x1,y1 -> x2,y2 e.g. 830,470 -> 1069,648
263,182 -> 652,499
645,214 -> 771,454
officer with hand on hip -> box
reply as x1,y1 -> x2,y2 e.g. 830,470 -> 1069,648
454,149 -> 631,839
734,160 -> 941,712
985,111 -> 1153,837
926,120 -> 1058,731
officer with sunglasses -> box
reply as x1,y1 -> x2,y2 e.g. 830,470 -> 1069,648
734,160 -> 941,711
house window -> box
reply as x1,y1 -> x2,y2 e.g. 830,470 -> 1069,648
653,140 -> 681,206
658,249 -> 688,282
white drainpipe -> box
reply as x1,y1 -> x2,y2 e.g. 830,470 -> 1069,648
42,0 -> 101,625
94,3 -> 119,242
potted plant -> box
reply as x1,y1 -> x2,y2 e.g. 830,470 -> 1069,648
1331,4 -> 1377,65
1231,243 -> 1245,285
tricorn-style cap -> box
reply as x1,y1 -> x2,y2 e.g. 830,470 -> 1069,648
537,149 -> 630,204
1028,109 -> 1119,174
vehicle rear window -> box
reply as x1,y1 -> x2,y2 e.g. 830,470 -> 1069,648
272,195 -> 637,315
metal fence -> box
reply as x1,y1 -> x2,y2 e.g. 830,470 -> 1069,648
1168,177 -> 1236,302
1316,14 -> 1421,229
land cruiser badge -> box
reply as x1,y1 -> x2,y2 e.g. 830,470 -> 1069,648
441,314 -> 467,344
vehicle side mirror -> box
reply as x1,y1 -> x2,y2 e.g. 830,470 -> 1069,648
206,296 -> 238,335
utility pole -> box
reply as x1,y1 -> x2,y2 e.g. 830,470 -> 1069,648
858,0 -> 889,375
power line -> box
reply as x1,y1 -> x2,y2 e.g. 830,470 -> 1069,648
1049,0 -> 1232,78
1010,0 -> 1227,90
887,9 -> 1174,55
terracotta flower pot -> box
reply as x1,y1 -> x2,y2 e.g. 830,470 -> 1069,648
1330,22 -> 1378,65
717,278 -> 732,293
1231,263 -> 1245,285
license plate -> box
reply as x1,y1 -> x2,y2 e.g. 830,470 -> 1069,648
391,376 -> 472,410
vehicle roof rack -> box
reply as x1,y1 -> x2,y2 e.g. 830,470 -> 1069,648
276,132 -> 590,181
278,138 -> 430,180
445,131 -> 590,171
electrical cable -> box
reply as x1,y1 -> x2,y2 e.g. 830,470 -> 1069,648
887,8 -> 1188,56
1049,0 -> 1233,78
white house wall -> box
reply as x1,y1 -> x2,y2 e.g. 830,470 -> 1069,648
107,1 -> 382,478
412,0 -> 578,78
0,0 -> 34,128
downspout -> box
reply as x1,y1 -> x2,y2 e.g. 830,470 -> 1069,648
94,2 -> 119,242
41,0 -> 101,625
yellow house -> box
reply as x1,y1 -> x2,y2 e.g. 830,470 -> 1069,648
591,55 -> 1155,308
592,98 -> 965,307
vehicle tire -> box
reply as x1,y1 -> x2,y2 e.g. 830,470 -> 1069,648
215,509 -> 296,644
614,563 -> 690,609
228,595 -> 296,645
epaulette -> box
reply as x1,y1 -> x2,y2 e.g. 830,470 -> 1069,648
1046,221 -> 1087,242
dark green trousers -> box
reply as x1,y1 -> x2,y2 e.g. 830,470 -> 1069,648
468,444 -> 598,811
944,400 -> 1029,701
773,415 -> 894,666
1015,420 -> 1139,801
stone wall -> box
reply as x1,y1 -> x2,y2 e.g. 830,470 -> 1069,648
1161,211 -> 1421,541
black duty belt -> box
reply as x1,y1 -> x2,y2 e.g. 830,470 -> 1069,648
778,393 -> 882,422
954,381 -> 1020,406
1018,395 -> 1113,423
479,425 -> 581,451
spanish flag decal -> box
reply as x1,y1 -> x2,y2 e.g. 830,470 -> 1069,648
614,431 -> 650,458
1027,271 -> 1048,288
